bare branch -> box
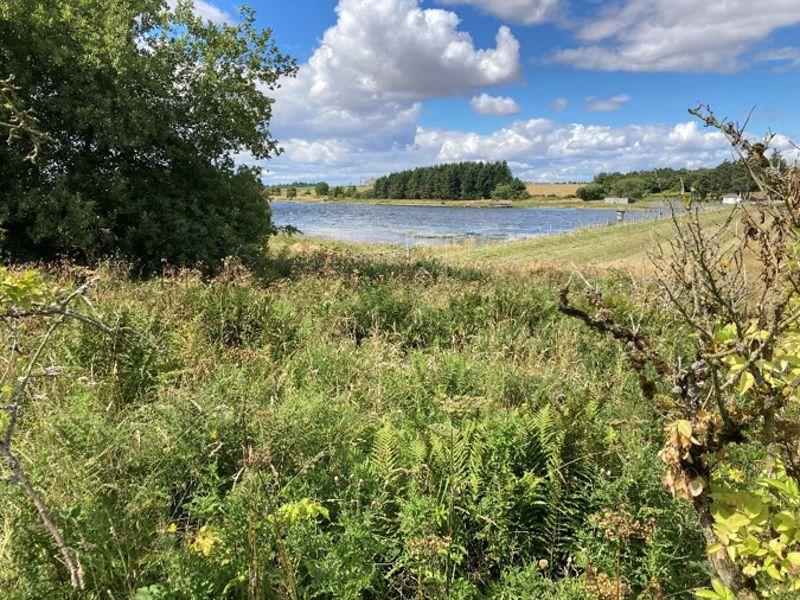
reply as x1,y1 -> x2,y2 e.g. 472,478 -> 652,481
0,275 -> 118,591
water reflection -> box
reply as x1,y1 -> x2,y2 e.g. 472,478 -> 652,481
271,201 -> 663,246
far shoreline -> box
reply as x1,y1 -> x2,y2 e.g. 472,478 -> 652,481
270,196 -> 669,211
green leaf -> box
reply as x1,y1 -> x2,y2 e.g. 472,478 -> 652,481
712,579 -> 735,599
695,580 -> 734,599
693,590 -> 721,599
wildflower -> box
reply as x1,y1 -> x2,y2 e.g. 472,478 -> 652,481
190,525 -> 220,557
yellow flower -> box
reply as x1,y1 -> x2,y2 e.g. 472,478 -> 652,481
190,525 -> 220,557
166,523 -> 177,533
726,468 -> 745,483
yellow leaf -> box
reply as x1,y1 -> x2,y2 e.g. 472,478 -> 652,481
676,420 -> 693,439
739,372 -> 755,395
707,543 -> 723,555
766,563 -> 783,581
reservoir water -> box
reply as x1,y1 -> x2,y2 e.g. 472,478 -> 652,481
271,201 -> 662,245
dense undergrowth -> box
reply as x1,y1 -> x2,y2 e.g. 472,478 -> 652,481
1,247 -> 708,598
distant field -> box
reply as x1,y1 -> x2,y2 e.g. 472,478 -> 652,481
525,182 -> 583,197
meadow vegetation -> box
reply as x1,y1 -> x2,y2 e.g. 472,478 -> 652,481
4,2 -> 800,599
1,250 -> 708,598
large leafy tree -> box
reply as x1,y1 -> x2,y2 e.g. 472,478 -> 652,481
0,0 -> 296,272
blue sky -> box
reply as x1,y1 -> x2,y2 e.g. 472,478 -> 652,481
198,0 -> 800,183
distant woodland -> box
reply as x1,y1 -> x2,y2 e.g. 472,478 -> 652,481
576,153 -> 789,201
370,161 -> 529,200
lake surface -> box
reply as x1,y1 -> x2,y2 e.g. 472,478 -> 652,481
271,201 -> 662,246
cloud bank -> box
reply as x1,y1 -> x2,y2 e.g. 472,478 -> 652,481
554,0 -> 800,72
265,119 -> 762,184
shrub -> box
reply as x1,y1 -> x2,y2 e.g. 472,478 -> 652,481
491,180 -> 529,200
576,184 -> 605,201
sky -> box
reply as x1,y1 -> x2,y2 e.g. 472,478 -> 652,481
195,0 -> 800,184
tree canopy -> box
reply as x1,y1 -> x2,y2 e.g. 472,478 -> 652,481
0,0 -> 296,272
370,161 -> 529,201
576,158 -> 779,201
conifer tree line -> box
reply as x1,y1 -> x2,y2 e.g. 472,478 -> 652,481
370,161 -> 528,200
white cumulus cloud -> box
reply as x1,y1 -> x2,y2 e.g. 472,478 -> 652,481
271,0 -> 521,147
470,93 -> 521,115
553,0 -> 800,72
437,0 -> 559,24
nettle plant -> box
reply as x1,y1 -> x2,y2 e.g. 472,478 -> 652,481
560,106 -> 800,599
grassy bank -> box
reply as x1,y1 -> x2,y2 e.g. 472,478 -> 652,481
424,207 -> 733,272
1,245 -> 708,598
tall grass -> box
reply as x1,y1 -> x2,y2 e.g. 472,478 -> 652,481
0,249 -> 705,598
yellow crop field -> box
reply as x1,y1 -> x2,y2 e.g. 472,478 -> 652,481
525,182 -> 583,197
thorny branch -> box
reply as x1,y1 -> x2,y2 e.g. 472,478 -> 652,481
557,278 -> 672,400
